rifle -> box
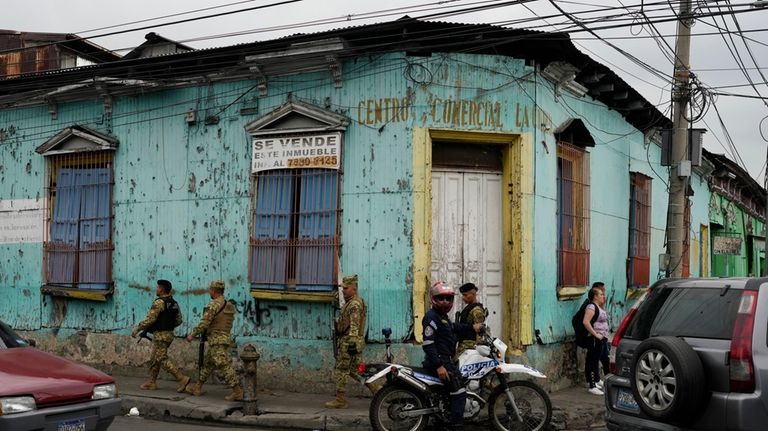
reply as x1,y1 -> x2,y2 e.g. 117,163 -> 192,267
198,333 -> 206,379
196,299 -> 228,378
137,330 -> 153,344
331,305 -> 339,359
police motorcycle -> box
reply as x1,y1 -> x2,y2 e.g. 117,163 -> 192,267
365,328 -> 552,431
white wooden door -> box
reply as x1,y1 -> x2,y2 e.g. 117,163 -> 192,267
431,170 -> 503,337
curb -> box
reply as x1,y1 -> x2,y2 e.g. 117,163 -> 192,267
120,396 -> 371,431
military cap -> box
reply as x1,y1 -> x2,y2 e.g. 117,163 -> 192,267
459,282 -> 478,293
342,274 -> 358,287
209,280 -> 225,291
157,279 -> 172,293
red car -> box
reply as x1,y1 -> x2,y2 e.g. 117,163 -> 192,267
0,320 -> 120,431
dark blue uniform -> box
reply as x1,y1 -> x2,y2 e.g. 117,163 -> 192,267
422,307 -> 468,430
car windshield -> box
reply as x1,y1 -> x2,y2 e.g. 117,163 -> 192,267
625,286 -> 742,340
0,320 -> 30,348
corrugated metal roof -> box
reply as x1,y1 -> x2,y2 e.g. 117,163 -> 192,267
0,16 -> 669,130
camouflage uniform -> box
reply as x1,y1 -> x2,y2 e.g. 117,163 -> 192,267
333,291 -> 367,392
189,295 -> 238,387
456,302 -> 486,358
135,296 -> 183,378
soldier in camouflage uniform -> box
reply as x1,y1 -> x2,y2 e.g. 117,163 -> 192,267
455,282 -> 487,359
184,280 -> 242,401
325,274 -> 367,409
131,279 -> 189,392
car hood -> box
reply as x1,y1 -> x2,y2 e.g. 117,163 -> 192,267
0,347 -> 113,405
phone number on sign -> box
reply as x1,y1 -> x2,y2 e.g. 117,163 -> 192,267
287,156 -> 338,167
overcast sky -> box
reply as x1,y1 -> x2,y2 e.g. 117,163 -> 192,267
6,0 -> 768,182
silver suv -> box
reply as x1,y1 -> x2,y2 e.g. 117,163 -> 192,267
604,278 -> 767,430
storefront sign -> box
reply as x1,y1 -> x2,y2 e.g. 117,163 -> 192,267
252,133 -> 341,173
713,235 -> 742,255
0,199 -> 43,244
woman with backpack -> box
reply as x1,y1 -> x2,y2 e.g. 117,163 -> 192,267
582,282 -> 610,395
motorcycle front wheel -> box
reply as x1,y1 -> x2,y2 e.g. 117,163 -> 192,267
369,384 -> 428,431
488,380 -> 552,431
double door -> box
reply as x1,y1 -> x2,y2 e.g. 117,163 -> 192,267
431,170 -> 503,337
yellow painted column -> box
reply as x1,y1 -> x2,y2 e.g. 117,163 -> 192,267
518,133 -> 535,346
411,128 -> 431,343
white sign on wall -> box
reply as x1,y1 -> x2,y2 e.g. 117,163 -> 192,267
0,199 -> 43,244
252,132 -> 341,173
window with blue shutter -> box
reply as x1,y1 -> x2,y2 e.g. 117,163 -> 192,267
249,169 -> 340,291
45,155 -> 113,290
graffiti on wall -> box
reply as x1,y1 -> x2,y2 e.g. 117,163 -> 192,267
239,298 -> 289,327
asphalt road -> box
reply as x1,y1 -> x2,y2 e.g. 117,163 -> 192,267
112,416 -> 608,431
111,416 -> 269,430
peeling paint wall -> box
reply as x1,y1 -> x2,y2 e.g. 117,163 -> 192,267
0,50 -> 716,389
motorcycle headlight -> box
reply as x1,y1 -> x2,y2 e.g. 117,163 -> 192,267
0,396 -> 37,415
92,383 -> 118,400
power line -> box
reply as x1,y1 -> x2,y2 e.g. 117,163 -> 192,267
0,0 -> 306,56
76,0 -> 268,35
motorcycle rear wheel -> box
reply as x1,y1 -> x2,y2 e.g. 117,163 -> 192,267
369,385 -> 428,431
488,380 -> 552,431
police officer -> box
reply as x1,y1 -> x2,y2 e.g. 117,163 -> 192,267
325,274 -> 367,409
184,280 -> 242,401
423,281 -> 483,431
131,279 -> 189,392
455,283 -> 486,359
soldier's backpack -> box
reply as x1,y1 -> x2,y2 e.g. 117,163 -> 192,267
572,300 -> 599,348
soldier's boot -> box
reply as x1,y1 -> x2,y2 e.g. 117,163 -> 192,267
184,382 -> 203,396
139,374 -> 158,390
365,382 -> 383,395
324,391 -> 348,409
171,370 -> 190,393
224,385 -> 244,401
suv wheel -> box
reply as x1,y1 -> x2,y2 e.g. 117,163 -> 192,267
630,336 -> 706,423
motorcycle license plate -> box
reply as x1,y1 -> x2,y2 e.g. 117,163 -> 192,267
57,418 -> 86,431
616,388 -> 640,413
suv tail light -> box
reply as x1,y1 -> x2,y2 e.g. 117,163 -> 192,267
609,288 -> 652,374
730,290 -> 757,393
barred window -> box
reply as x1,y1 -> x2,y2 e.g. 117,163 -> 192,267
249,168 -> 340,291
557,142 -> 590,288
628,173 -> 652,288
44,152 -> 114,290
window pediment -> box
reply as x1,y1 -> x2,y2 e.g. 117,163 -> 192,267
35,125 -> 118,156
554,118 -> 595,148
244,100 -> 349,137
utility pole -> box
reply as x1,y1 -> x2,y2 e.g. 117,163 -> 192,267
665,0 -> 693,278
764,145 -> 768,276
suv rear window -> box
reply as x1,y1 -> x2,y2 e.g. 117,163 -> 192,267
625,287 -> 741,340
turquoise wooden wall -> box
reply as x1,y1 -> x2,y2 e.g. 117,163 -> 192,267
0,50 -> 716,378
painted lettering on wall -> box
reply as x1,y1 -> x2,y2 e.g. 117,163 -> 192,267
515,103 -> 553,132
429,98 -> 504,128
0,199 -> 43,244
357,97 -> 413,125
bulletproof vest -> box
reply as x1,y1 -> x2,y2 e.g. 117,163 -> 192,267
209,300 -> 235,333
150,296 -> 180,332
457,303 -> 484,341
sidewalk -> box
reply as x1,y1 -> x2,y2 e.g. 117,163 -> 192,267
116,375 -> 606,430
